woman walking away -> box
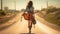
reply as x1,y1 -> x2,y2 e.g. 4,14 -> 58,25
22,0 -> 36,34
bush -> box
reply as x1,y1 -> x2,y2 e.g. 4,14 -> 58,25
0,11 -> 6,16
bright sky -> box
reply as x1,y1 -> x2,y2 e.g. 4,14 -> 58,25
0,0 -> 60,10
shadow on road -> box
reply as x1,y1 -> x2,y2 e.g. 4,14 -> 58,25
20,33 -> 34,34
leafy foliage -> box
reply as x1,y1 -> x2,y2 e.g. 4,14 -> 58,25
0,11 -> 6,16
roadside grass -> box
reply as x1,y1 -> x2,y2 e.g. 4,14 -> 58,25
0,11 -> 20,24
43,14 -> 60,26
0,14 -> 16,24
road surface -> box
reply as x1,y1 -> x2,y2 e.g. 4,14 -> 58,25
0,13 -> 60,34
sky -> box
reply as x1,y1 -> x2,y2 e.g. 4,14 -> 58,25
0,0 -> 60,10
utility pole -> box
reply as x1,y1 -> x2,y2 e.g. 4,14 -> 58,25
41,5 -> 42,10
46,0 -> 48,8
14,0 -> 16,10
1,0 -> 3,11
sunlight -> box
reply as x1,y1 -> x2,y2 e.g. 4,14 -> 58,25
36,20 -> 59,34
1,0 -> 60,10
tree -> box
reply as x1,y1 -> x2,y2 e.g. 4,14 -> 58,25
4,7 -> 9,11
1,0 -> 3,11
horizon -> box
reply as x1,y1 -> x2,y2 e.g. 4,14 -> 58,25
0,0 -> 60,10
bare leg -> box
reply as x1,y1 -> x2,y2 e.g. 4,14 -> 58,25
28,20 -> 32,34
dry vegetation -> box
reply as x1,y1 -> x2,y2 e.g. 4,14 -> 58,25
38,6 -> 60,26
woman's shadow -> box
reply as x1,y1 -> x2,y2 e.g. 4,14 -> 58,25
20,33 -> 34,34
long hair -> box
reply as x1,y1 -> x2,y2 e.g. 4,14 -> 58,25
27,1 -> 33,8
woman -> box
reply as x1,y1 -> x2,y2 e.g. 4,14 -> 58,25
22,1 -> 35,33
25,1 -> 34,14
